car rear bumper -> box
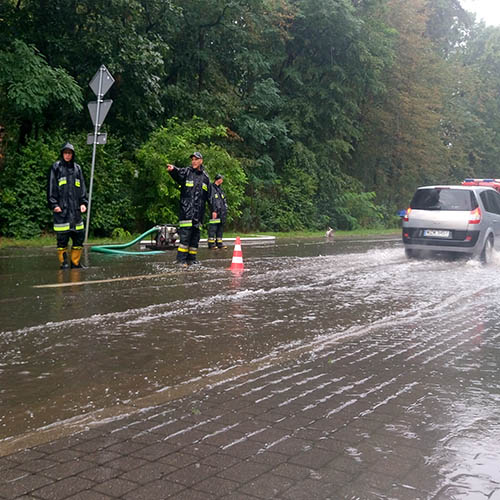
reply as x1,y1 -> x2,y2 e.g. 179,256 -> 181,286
401,228 -> 480,253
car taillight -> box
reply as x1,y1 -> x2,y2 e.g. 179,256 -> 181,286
469,207 -> 481,224
403,207 -> 411,222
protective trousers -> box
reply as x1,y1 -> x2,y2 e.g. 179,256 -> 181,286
56,230 -> 84,269
176,225 -> 200,264
207,220 -> 225,248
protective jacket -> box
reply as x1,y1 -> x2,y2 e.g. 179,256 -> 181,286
210,183 -> 227,223
47,143 -> 88,233
168,165 -> 211,227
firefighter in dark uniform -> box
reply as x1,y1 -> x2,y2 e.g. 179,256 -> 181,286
208,174 -> 228,249
47,142 -> 88,269
166,152 -> 211,266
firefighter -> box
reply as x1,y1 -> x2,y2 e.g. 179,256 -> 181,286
166,152 -> 211,266
208,174 -> 228,249
47,142 -> 88,269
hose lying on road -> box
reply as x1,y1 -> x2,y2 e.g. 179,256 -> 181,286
90,227 -> 165,255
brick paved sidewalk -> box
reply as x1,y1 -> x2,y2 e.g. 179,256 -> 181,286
2,325 -> 500,500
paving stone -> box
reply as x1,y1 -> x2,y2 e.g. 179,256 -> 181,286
280,478 -> 339,499
105,455 -> 149,472
289,447 -> 337,469
17,457 -> 57,474
166,463 -> 218,487
198,453 -> 240,471
122,479 -> 185,499
66,491 -> 114,500
218,460 -> 270,483
130,442 -> 178,461
272,463 -> 312,480
83,450 -> 122,466
238,472 -> 294,498
119,461 -> 176,484
93,477 -> 138,497
41,459 -> 94,480
192,475 -> 240,496
0,473 -> 54,499
160,451 -> 199,468
79,465 -> 122,483
30,476 -> 94,500
45,449 -> 85,463
250,450 -> 288,467
222,439 -> 264,459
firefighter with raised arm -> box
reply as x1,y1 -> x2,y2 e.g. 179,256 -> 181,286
208,174 -> 228,249
47,142 -> 88,269
166,152 -> 211,266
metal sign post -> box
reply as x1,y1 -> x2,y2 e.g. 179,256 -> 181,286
84,65 -> 114,244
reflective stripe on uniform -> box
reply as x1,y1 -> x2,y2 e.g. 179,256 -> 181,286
179,220 -> 193,228
54,223 -> 70,232
188,247 -> 197,255
58,177 -> 67,186
75,179 -> 81,187
209,218 -> 220,224
75,222 -> 84,231
185,181 -> 194,187
202,183 -> 208,191
177,246 -> 189,253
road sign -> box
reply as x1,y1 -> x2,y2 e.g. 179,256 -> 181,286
87,133 -> 107,145
89,65 -> 115,96
87,100 -> 113,129
85,65 -> 115,244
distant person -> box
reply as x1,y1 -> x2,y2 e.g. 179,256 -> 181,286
208,174 -> 228,249
166,152 -> 211,266
47,142 -> 88,269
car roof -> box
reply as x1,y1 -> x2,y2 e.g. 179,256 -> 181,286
416,185 -> 495,192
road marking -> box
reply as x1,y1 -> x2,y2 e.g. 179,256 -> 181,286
33,272 -> 181,288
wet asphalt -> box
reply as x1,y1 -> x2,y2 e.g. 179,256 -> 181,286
1,236 -> 500,499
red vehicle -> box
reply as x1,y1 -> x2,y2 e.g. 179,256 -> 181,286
462,178 -> 500,193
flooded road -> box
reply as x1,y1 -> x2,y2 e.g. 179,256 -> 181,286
1,235 -> 500,485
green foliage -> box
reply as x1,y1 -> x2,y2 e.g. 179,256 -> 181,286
134,117 -> 246,229
0,40 -> 82,125
0,135 -> 62,238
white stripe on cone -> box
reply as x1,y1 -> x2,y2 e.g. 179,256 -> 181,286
229,236 -> 244,272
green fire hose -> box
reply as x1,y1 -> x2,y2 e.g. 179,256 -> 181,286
90,227 -> 165,255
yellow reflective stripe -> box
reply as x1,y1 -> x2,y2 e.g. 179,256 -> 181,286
75,179 -> 81,187
75,222 -> 84,231
188,248 -> 197,255
58,177 -> 67,186
54,223 -> 70,231
185,181 -> 194,187
209,219 -> 220,224
177,247 -> 189,253
215,194 -> 219,199
179,220 -> 192,227
202,183 -> 208,191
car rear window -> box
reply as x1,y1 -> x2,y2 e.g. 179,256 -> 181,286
411,188 -> 477,211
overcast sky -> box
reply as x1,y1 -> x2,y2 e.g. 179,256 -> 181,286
461,0 -> 500,26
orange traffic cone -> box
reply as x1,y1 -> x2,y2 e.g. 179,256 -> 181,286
229,236 -> 244,273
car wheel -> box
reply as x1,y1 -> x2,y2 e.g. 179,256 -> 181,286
480,236 -> 494,264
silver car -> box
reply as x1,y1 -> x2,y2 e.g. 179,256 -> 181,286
402,185 -> 500,262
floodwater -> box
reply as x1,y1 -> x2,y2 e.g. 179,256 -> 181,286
1,236 -> 500,484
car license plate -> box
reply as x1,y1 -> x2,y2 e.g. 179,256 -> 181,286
423,229 -> 451,238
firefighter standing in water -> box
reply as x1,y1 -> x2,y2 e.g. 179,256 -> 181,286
166,152 -> 211,266
208,174 -> 228,249
47,142 -> 88,269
